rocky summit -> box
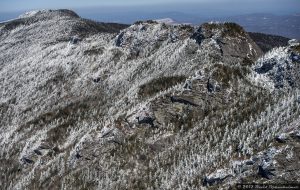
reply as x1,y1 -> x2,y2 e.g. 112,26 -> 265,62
0,9 -> 300,190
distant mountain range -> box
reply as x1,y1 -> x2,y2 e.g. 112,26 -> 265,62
69,8 -> 300,39
1,10 -> 299,39
220,13 -> 300,40
153,13 -> 300,40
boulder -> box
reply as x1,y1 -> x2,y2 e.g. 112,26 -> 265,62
170,96 -> 198,106
136,116 -> 155,127
33,149 -> 43,156
70,36 -> 80,44
21,157 -> 34,164
100,126 -> 124,144
275,133 -> 288,143
258,165 -> 275,179
254,58 -> 277,74
203,169 -> 232,186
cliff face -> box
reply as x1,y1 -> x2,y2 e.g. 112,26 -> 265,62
0,10 -> 299,190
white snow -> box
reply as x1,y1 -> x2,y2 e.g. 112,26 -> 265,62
155,18 -> 177,25
288,39 -> 299,47
18,10 -> 43,18
155,18 -> 192,25
0,18 -> 18,24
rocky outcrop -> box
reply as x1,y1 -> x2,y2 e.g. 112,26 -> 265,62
203,169 -> 233,186
252,42 -> 300,89
114,21 -> 194,58
192,22 -> 264,62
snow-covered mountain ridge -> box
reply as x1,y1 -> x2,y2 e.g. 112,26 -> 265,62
0,9 -> 300,189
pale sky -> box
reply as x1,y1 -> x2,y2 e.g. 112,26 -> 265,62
1,0 -> 300,13
0,0 -> 190,11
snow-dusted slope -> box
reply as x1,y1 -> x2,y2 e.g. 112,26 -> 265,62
0,9 -> 300,190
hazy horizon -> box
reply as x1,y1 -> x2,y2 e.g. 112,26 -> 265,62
1,0 -> 300,23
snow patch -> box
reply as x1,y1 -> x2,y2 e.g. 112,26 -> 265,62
155,18 -> 192,26
18,10 -> 44,18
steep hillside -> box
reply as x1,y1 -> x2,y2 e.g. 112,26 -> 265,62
0,10 -> 299,190
248,32 -> 290,53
